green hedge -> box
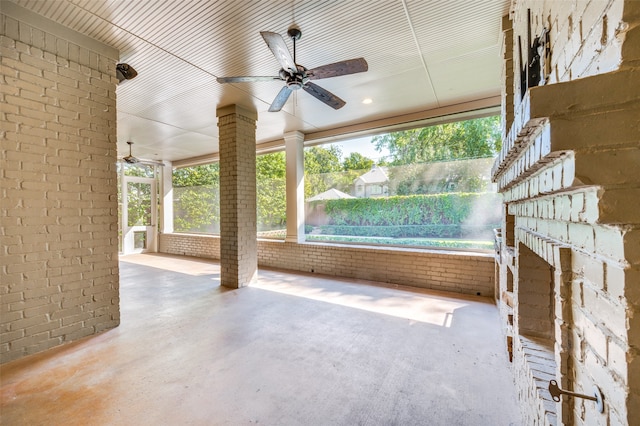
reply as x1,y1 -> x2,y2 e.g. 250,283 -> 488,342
323,192 -> 501,227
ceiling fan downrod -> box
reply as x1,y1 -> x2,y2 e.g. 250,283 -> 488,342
288,27 -> 302,65
286,27 -> 306,90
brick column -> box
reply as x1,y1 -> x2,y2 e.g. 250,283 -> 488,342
284,131 -> 305,243
217,105 -> 258,289
1,4 -> 120,363
501,15 -> 515,134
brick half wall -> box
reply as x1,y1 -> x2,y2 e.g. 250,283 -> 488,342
159,234 -> 495,296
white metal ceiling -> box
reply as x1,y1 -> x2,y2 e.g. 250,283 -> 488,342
8,0 -> 510,163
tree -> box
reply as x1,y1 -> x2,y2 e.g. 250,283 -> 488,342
304,146 -> 343,174
173,185 -> 220,233
256,152 -> 286,230
372,116 -> 501,165
304,145 -> 344,198
173,163 -> 219,187
118,163 -> 155,229
257,151 -> 286,179
371,116 -> 501,196
342,152 -> 374,171
171,155 -> 289,234
172,164 -> 220,233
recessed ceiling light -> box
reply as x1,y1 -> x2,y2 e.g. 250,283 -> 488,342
362,98 -> 373,104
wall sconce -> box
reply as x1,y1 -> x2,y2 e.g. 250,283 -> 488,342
116,63 -> 138,83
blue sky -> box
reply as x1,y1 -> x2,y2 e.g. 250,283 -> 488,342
330,136 -> 390,163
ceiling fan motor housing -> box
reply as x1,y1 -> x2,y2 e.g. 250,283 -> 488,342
287,27 -> 302,40
288,73 -> 307,90
282,64 -> 309,90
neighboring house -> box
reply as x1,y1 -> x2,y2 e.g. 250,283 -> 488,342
354,165 -> 389,198
307,188 -> 355,202
306,188 -> 355,226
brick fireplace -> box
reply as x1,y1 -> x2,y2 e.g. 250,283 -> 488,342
493,1 -> 639,425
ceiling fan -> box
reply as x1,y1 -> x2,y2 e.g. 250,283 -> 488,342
216,27 -> 368,112
122,142 -> 164,166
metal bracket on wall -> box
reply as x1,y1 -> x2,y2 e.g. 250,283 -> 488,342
548,380 -> 604,413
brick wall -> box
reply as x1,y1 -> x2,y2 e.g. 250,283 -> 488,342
495,1 -> 640,424
158,234 -> 496,296
517,244 -> 554,343
159,233 -> 220,259
0,9 -> 120,364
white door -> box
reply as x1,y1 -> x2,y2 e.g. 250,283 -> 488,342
123,176 -> 157,254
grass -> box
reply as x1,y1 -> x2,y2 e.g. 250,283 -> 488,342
258,228 -> 494,250
309,234 -> 493,250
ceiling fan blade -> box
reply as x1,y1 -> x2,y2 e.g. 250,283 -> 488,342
138,159 -> 166,167
217,76 -> 281,84
268,86 -> 293,112
302,82 -> 346,110
122,141 -> 164,166
307,58 -> 368,80
260,31 -> 297,71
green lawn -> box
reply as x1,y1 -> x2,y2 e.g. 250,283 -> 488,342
306,234 -> 493,250
258,229 -> 494,250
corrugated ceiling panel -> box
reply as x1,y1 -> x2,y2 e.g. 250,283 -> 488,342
117,113 -> 189,147
136,81 -> 220,131
407,0 -> 508,62
288,1 -> 417,77
429,45 -> 502,103
9,0 -> 506,161
159,131 -> 220,160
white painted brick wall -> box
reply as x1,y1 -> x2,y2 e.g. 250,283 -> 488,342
512,0 -> 624,85
495,1 -> 640,424
514,336 -> 559,426
1,12 -> 119,364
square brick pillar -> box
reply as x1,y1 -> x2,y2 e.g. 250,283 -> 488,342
217,105 -> 258,289
284,131 -> 305,243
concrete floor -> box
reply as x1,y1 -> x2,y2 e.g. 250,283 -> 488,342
1,254 -> 522,425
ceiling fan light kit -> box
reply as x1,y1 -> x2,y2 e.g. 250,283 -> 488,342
217,27 -> 368,112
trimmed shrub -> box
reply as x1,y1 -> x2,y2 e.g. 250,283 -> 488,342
323,192 -> 501,233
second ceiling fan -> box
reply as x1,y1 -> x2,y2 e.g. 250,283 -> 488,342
216,27 -> 368,112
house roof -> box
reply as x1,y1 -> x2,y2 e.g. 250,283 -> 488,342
307,188 -> 355,201
355,166 -> 389,184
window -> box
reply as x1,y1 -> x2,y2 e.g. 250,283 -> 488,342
127,181 -> 152,226
171,153 -> 287,239
256,152 -> 286,239
134,231 -> 147,249
172,163 -> 220,234
117,162 -> 158,253
169,116 -> 500,251
304,116 -> 502,250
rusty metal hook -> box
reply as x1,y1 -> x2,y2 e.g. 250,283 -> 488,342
548,380 -> 604,413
